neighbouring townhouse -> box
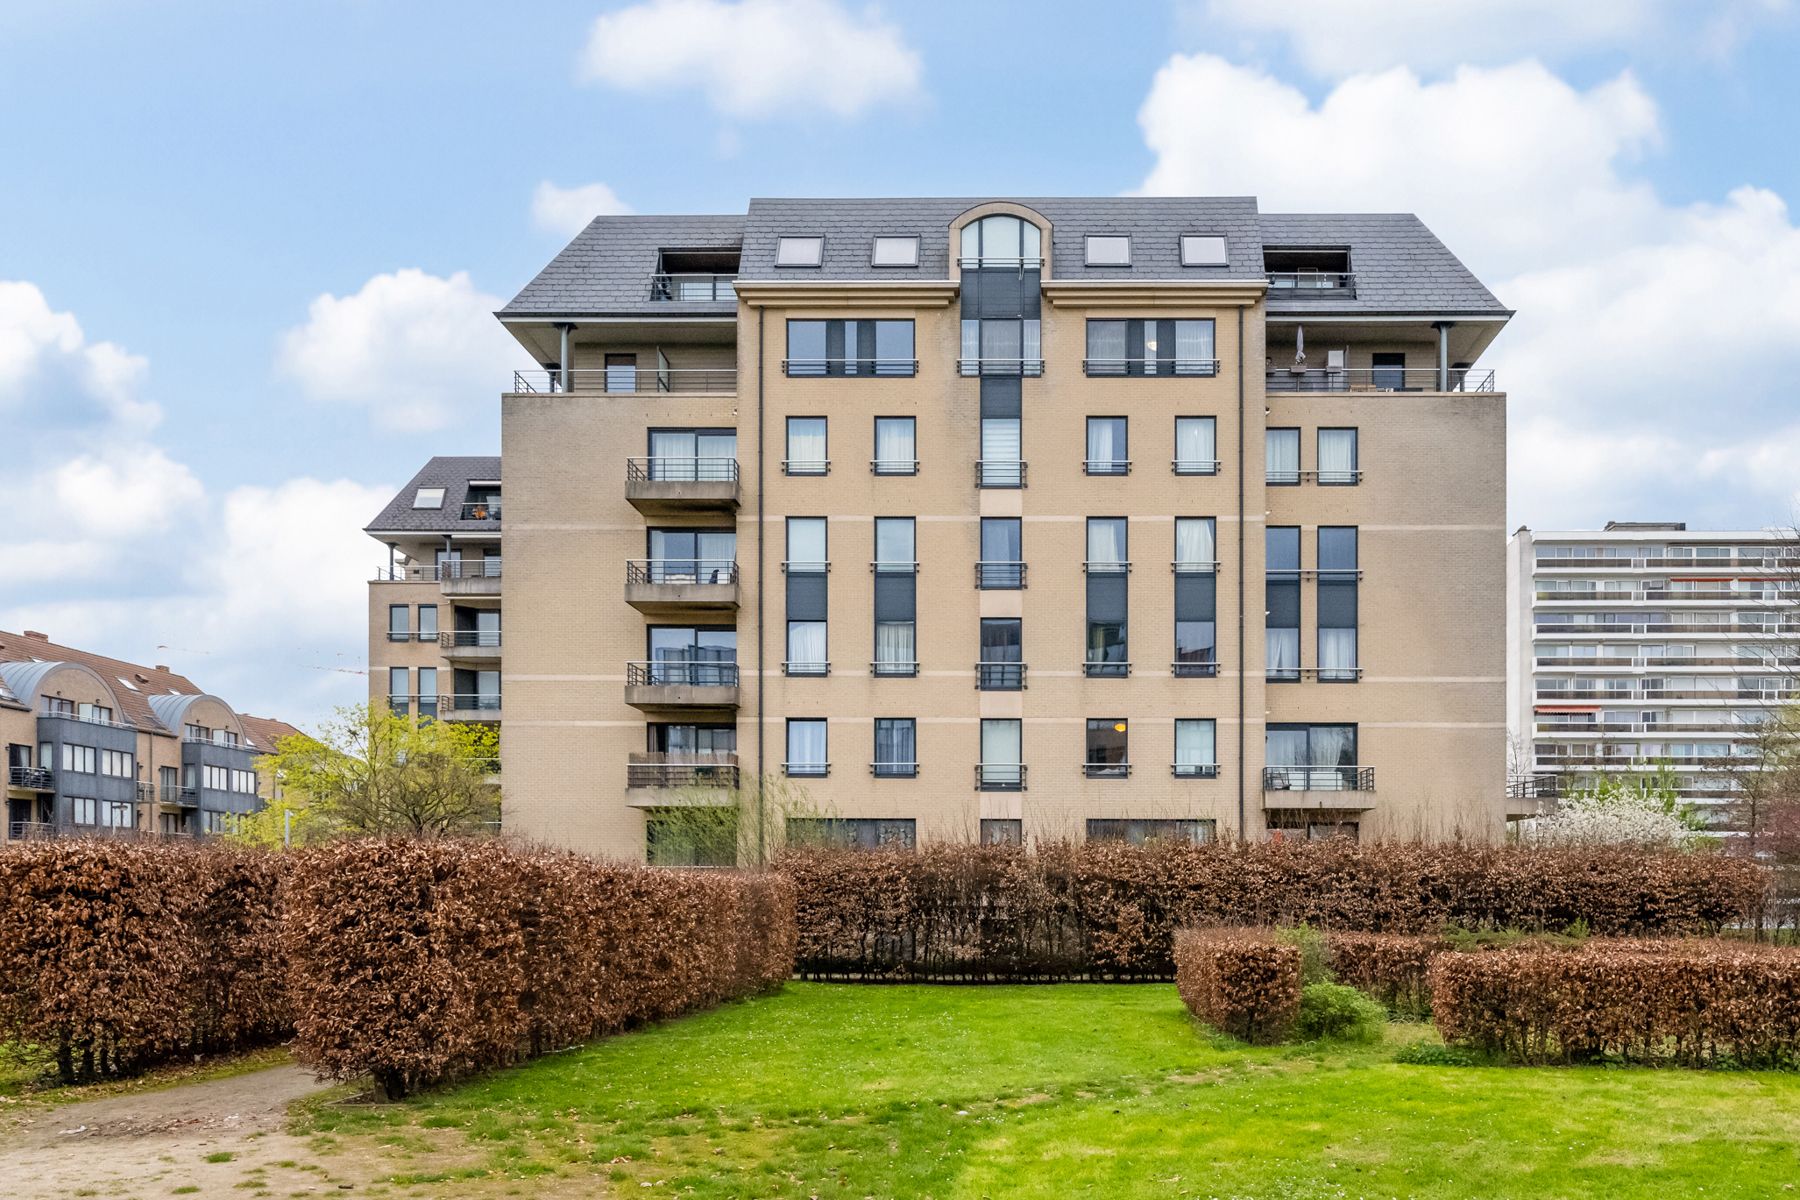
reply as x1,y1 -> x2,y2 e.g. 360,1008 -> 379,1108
1508,522 -> 1800,819
0,629 -> 300,840
370,197 -> 1517,862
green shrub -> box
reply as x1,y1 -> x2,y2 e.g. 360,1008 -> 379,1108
1295,983 -> 1386,1043
1276,924 -> 1333,985
1394,1040 -> 1482,1067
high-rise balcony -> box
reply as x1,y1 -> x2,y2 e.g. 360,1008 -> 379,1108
1265,366 -> 1495,393
438,693 -> 502,722
7,765 -> 53,792
440,629 -> 503,662
650,272 -> 737,302
625,560 -> 740,612
624,661 -> 741,711
509,367 -> 737,395
625,458 -> 741,514
625,752 -> 741,807
1263,765 -> 1376,795
440,559 -> 502,597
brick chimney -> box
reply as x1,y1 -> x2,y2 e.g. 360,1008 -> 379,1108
23,630 -> 48,641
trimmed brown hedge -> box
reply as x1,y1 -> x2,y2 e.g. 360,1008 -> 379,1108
1175,928 -> 1301,1044
282,840 -> 795,1097
1326,932 -> 1445,1017
1430,940 -> 1800,1067
779,840 -> 1768,981
0,840 -> 289,1082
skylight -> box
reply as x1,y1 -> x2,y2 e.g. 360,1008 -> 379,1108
413,487 -> 445,509
871,236 -> 919,267
775,236 -> 824,267
1085,236 -> 1131,266
1181,235 -> 1229,267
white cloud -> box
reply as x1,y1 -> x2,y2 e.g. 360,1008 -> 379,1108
579,0 -> 923,118
0,279 -> 158,433
49,449 -> 205,539
276,268 -> 526,431
1195,0 -> 1791,77
532,180 -> 633,237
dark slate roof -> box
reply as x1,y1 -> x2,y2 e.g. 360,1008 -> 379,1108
0,631 -> 208,734
500,215 -> 744,317
365,456 -> 503,535
1258,213 -> 1509,316
737,197 -> 1266,281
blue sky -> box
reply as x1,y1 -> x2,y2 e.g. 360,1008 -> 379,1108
5,0 -> 1800,727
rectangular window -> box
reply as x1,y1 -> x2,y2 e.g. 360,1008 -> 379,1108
412,486 -> 445,509
1180,235 -> 1229,266
1085,417 -> 1129,475
1318,428 -> 1359,485
786,516 -> 826,569
784,516 -> 828,676
1174,417 -> 1217,474
959,318 -> 1041,376
1371,351 -> 1406,390
647,528 -> 737,583
604,352 -> 638,393
1266,428 -> 1300,485
1084,718 -> 1129,778
873,718 -> 917,777
389,667 -> 409,715
978,718 -> 1023,791
1174,719 -> 1218,778
61,744 -> 97,774
775,235 -> 823,267
785,416 -> 828,475
1084,319 -> 1216,376
978,618 -> 1023,690
1267,526 -> 1301,682
42,697 -> 75,717
1266,724 -> 1361,791
99,749 -> 132,778
872,416 -> 917,475
785,319 -> 916,376
978,518 -> 1023,589
871,235 -> 919,267
872,517 -> 917,676
1174,518 -> 1218,677
387,604 -> 409,641
1318,527 -> 1359,681
978,417 -> 1023,487
1086,819 -> 1214,846
980,818 -> 1023,846
1086,518 -> 1129,677
73,797 -> 96,826
417,668 -> 438,718
785,719 -> 828,777
1085,235 -> 1131,265
785,817 -> 916,850
416,605 -> 438,640
648,627 -> 738,686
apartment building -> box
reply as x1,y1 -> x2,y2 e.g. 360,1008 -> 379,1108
468,196 -> 1511,863
0,629 -> 298,841
1507,522 -> 1799,818
365,456 -> 504,728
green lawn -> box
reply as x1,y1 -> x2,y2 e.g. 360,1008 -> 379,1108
303,984 -> 1800,1198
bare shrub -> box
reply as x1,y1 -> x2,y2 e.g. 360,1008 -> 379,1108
1174,928 -> 1302,1044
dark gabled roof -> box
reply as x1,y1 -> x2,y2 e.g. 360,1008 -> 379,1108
238,713 -> 305,754
1258,213 -> 1509,316
737,197 -> 1266,280
0,630 -> 207,733
500,215 -> 745,318
364,456 -> 503,536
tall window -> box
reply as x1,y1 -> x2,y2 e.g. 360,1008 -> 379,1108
417,668 -> 438,719
1084,319 -> 1216,376
785,417 -> 828,475
1174,518 -> 1218,677
873,718 -> 917,777
978,718 -> 1023,790
1084,718 -> 1129,778
960,317 -> 1042,376
785,319 -> 915,376
785,517 -> 828,676
1318,428 -> 1359,485
387,604 -> 409,641
61,744 -> 97,774
873,518 -> 917,676
1266,428 -> 1300,485
1174,719 -> 1217,778
1266,724 -> 1360,791
978,618 -> 1023,691
388,667 -> 409,715
978,518 -> 1023,589
980,819 -> 1023,845
785,719 -> 828,777
647,428 -> 737,481
873,416 -> 917,475
1318,527 -> 1359,681
648,627 -> 738,685
1174,417 -> 1217,475
417,604 -> 438,640
978,416 -> 1023,487
1085,417 -> 1129,475
959,213 -> 1041,264
1266,526 -> 1301,682
1086,518 -> 1129,677
648,528 -> 737,583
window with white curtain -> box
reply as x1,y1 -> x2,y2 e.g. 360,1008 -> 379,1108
1174,719 -> 1217,777
787,622 -> 827,672
785,417 -> 827,475
1318,526 -> 1359,681
1175,518 -> 1216,569
1266,428 -> 1301,484
785,719 -> 828,776
980,419 -> 1022,487
874,517 -> 915,568
959,318 -> 1042,375
873,718 -> 917,776
979,718 -> 1023,790
1174,417 -> 1217,474
1085,417 -> 1128,475
1084,319 -> 1216,376
1086,517 -> 1127,567
874,622 -> 916,670
1318,428 -> 1358,485
873,417 -> 916,474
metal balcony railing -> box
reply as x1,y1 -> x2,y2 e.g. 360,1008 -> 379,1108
1083,357 -> 1220,377
1171,659 -> 1219,678
649,272 -> 736,302
626,457 -> 740,484
626,559 -> 739,586
870,660 -> 919,677
957,358 -> 1044,377
7,766 -> 53,790
1265,366 -> 1496,393
976,561 -> 1026,589
783,661 -> 829,677
626,755 -> 740,789
1084,660 -> 1131,678
440,693 -> 503,713
1507,773 -> 1564,801
1172,763 -> 1221,779
439,559 -> 502,580
975,764 -> 1026,791
782,458 -> 829,476
871,457 -> 919,476
976,460 -> 1027,488
510,367 -> 737,394
1172,458 -> 1220,475
626,661 -> 740,688
8,821 -> 56,841
976,662 -> 1026,690
1084,458 -> 1131,476
870,761 -> 918,778
782,358 -> 918,378
39,710 -> 135,730
1263,765 -> 1375,792
175,786 -> 200,806
459,500 -> 501,521
784,761 -> 830,778
441,629 -> 502,649
1084,761 -> 1132,778
1266,271 -> 1356,295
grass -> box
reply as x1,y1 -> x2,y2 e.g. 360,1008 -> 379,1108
299,983 -> 1800,1198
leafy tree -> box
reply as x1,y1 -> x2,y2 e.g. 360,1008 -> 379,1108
235,705 -> 499,844
1525,763 -> 1706,850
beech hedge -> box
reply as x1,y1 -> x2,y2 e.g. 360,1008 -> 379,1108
779,840 -> 1767,981
281,840 -> 795,1098
1430,941 -> 1800,1067
0,840 -> 289,1082
1174,928 -> 1301,1044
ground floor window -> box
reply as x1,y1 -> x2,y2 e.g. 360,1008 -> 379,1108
645,808 -> 739,867
979,818 -> 1022,845
1264,810 -> 1361,842
786,817 -> 916,850
1085,818 -> 1214,846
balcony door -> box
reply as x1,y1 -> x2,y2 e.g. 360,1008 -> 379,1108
1266,724 -> 1357,790
649,528 -> 736,583
648,428 -> 737,481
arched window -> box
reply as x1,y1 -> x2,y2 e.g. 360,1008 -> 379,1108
959,214 -> 1042,265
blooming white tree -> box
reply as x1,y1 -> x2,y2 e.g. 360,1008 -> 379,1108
1525,768 -> 1702,850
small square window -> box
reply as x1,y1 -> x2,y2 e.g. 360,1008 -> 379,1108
412,487 -> 445,509
776,236 -> 824,267
1085,236 -> 1131,266
1181,235 -> 1229,267
871,236 -> 919,267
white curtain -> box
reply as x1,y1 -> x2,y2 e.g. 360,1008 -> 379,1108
1021,319 -> 1041,364
981,719 -> 1021,783
787,419 -> 826,466
1174,320 -> 1214,370
1266,432 -> 1299,476
875,622 -> 915,665
1086,320 -> 1126,366
787,518 -> 826,566
1318,429 -> 1356,479
1176,518 -> 1215,567
1175,719 -> 1215,767
1176,418 -> 1215,466
787,621 -> 826,666
1267,629 -> 1299,672
960,320 -> 981,372
981,419 -> 1020,485
1087,419 -> 1119,466
875,419 -> 914,466
1319,628 -> 1357,674
1308,725 -> 1355,766
982,319 -> 1021,363
1087,519 -> 1126,565
649,429 -> 696,480
875,519 -> 914,565
787,720 -> 827,768
876,720 -> 915,766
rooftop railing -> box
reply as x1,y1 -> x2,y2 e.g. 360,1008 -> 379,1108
441,629 -> 502,648
1266,366 -> 1495,393
1266,271 -> 1357,296
510,367 -> 737,394
460,500 -> 501,521
649,272 -> 737,302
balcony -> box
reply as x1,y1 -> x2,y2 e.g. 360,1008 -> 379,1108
1535,587 -> 1779,604
625,752 -> 741,803
136,781 -> 155,803
975,561 -> 1026,589
172,786 -> 200,807
976,662 -> 1026,691
1266,271 -> 1357,297
650,272 -> 736,302
1536,687 -> 1796,703
440,629 -> 503,662
626,457 -> 740,514
1083,358 -> 1219,378
7,821 -> 56,841
624,661 -> 740,711
7,765 -> 52,791
975,460 -> 1027,489
1535,620 -> 1800,638
459,499 -> 501,522
1172,658 -> 1219,678
440,559 -> 502,598
625,560 -> 740,612
782,357 -> 918,377
957,358 -> 1043,377
1265,367 -> 1495,393
438,693 -> 503,722
1263,765 -> 1376,794
1535,554 -> 1788,571
975,764 -> 1026,792
509,367 -> 737,395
